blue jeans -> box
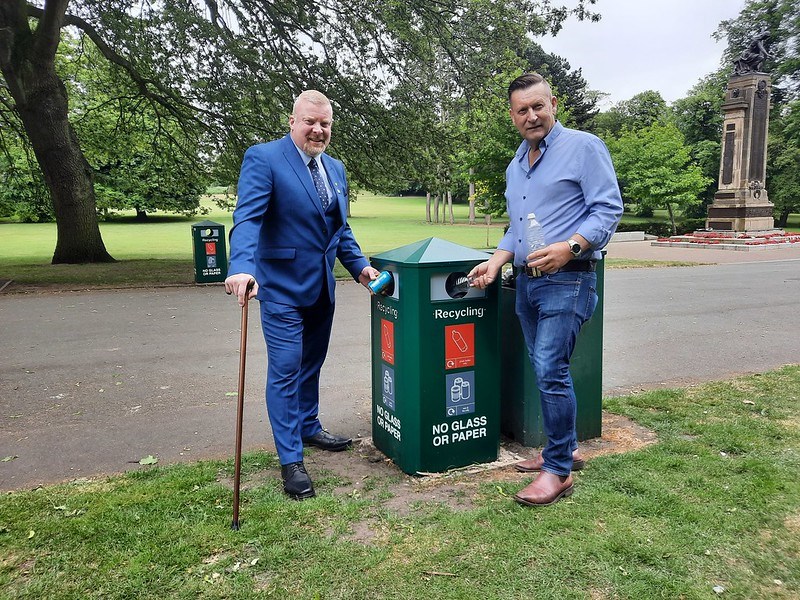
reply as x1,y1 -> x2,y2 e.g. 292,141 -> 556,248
515,271 -> 598,476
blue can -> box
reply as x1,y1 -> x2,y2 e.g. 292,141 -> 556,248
368,270 -> 394,295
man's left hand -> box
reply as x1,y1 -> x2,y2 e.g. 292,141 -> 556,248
358,266 -> 381,289
526,242 -> 574,274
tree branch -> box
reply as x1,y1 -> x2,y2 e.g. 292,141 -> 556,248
30,0 -> 69,63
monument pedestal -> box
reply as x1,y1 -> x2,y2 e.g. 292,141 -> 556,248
705,73 -> 774,232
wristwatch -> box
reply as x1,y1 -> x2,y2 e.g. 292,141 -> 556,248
567,238 -> 583,257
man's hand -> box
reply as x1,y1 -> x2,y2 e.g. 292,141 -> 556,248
225,273 -> 258,307
468,260 -> 501,290
358,266 -> 381,289
468,250 -> 513,289
526,242 -> 574,274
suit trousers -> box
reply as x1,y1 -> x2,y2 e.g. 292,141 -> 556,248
260,291 -> 335,465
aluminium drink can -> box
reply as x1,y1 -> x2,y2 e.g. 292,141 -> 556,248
368,270 -> 394,295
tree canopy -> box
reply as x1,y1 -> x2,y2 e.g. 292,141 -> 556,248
605,122 -> 711,234
0,0 -> 600,262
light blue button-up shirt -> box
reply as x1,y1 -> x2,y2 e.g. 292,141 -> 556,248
498,121 -> 623,264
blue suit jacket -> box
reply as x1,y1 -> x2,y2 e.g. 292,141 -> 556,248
228,135 -> 369,306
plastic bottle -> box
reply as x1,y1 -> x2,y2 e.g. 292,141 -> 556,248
525,212 -> 546,255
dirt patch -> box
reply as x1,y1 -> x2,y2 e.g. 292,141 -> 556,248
228,412 -> 657,544
219,412 -> 656,544
785,511 -> 800,536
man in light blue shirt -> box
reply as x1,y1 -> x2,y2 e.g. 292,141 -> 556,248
469,73 -> 622,506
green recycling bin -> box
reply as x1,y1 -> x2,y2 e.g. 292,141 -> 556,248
500,254 -> 606,446
370,238 -> 500,475
191,220 -> 228,284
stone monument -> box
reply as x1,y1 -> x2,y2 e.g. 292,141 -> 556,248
705,30 -> 778,232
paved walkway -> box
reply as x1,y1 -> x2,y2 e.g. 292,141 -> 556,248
1,240 -> 798,490
604,238 -> 800,263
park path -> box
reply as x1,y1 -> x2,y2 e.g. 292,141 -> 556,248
1,241 -> 798,490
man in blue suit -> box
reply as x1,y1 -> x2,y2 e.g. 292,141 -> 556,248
225,90 -> 379,500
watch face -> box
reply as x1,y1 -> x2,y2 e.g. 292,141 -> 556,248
570,242 -> 581,255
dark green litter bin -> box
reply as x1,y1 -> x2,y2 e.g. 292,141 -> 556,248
191,220 -> 227,283
500,255 -> 605,446
369,238 -> 501,475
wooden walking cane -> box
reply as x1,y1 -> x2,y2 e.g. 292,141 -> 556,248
232,279 -> 254,531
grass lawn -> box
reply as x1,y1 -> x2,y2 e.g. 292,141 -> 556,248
0,194 -> 699,289
1,366 -> 798,598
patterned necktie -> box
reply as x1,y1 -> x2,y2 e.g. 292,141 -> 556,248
307,158 -> 329,210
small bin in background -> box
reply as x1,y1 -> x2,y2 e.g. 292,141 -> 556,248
191,220 -> 228,284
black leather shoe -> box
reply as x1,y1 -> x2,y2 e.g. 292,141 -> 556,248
280,461 -> 315,500
302,429 -> 352,452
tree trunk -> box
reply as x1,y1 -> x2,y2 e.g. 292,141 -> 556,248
425,192 -> 431,223
447,190 -> 454,225
433,193 -> 440,223
135,208 -> 148,221
468,169 -> 476,224
776,209 -> 789,228
666,203 -> 677,235
0,2 -> 114,264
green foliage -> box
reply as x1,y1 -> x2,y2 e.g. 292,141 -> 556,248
671,72 -> 728,146
0,1 -> 600,261
456,69 -> 522,218
594,90 -> 669,137
604,122 -> 712,233
60,35 -> 208,218
768,100 -> 800,225
0,141 -> 53,222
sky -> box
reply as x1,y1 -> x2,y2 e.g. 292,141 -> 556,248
538,0 -> 747,108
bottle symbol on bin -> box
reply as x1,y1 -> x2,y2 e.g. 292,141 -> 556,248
383,371 -> 393,395
382,323 -> 392,349
451,329 -> 468,353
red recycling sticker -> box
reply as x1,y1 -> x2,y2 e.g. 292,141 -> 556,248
445,323 -> 474,370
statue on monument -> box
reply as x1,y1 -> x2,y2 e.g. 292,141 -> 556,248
733,30 -> 771,75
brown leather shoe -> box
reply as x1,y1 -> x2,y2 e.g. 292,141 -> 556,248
514,471 -> 574,507
514,451 -> 585,473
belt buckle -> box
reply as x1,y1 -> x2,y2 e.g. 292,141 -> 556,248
525,265 -> 543,278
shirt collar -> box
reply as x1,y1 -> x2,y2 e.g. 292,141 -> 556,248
515,120 -> 564,162
292,141 -> 322,169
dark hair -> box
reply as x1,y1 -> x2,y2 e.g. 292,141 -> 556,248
507,73 -> 548,100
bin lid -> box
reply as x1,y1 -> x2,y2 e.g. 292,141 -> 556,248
192,220 -> 225,229
371,237 -> 491,266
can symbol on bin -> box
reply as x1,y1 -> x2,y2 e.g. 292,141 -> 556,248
450,381 -> 461,403
450,377 -> 471,403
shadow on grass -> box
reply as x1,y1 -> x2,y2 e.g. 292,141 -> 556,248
1,258 -> 196,291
